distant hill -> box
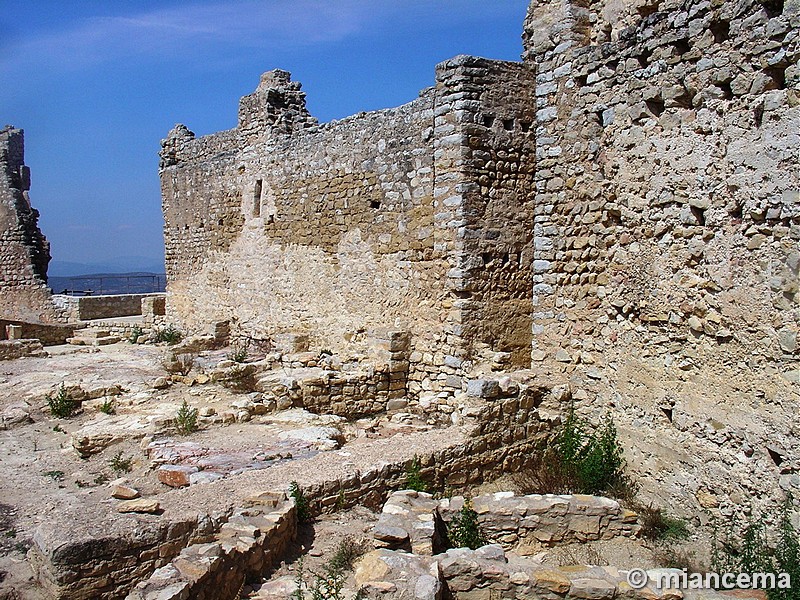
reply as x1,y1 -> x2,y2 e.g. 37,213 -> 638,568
49,272 -> 166,296
49,256 -> 165,277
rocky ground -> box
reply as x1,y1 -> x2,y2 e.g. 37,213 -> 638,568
0,341 -> 463,598
0,336 -> 794,598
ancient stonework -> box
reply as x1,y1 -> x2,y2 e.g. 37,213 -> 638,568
0,126 -> 67,324
160,60 -> 538,396
520,0 -> 799,521
158,0 -> 800,534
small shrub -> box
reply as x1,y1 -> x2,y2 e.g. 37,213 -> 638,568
174,400 -> 198,435
289,481 -> 311,524
227,341 -> 250,363
328,536 -> 370,571
654,544 -> 702,572
163,352 -> 195,376
128,326 -> 143,344
514,405 -> 630,497
711,494 -> 800,600
42,470 -> 65,482
155,325 -> 181,345
109,450 -> 133,474
94,473 -> 110,485
448,499 -> 487,550
553,544 -> 608,567
292,548 -> 366,600
98,399 -> 115,415
221,363 -> 257,393
47,384 -> 76,418
405,454 -> 429,493
635,503 -> 690,541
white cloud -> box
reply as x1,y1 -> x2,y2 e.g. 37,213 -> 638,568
0,0 -> 378,73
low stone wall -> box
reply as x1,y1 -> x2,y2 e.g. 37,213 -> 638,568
28,513 -> 225,600
357,546 -> 738,600
460,492 -> 639,546
126,493 -> 295,600
0,319 -> 76,345
52,293 -> 165,321
0,338 -> 44,360
373,491 -> 639,556
302,377 -> 563,514
30,373 -> 564,598
255,364 -> 408,419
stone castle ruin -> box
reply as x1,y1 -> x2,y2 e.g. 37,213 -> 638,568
161,0 -> 798,507
0,0 -> 798,597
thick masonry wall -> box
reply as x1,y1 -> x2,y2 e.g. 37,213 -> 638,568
126,495 -> 296,600
524,0 -> 799,365
161,61 -> 540,396
523,0 -> 799,518
161,76 -> 448,381
29,513 -> 222,600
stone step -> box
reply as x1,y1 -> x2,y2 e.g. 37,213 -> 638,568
67,334 -> 121,346
72,328 -> 111,339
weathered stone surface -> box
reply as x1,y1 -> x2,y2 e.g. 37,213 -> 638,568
277,426 -> 343,451
0,127 -> 69,324
0,402 -> 32,428
157,465 -> 199,488
117,498 -> 161,514
112,485 -> 141,500
355,550 -> 443,600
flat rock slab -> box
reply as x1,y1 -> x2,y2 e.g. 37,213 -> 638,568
147,438 -> 319,484
277,426 -> 344,451
117,499 -> 161,514
158,465 -> 199,488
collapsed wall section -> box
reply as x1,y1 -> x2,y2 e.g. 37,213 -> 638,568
523,0 -> 799,517
0,126 -> 66,324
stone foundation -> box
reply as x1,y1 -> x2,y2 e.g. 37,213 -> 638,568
126,493 -> 295,600
0,338 -> 45,360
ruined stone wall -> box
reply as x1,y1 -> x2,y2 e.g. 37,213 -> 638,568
0,126 -> 67,323
523,0 -> 799,517
161,63 -> 539,392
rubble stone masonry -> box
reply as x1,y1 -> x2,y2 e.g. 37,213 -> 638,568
0,126 -> 67,324
161,61 -> 538,390
523,0 -> 799,367
161,0 -> 798,521
522,0 -> 799,519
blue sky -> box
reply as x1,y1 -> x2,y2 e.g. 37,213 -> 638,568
1,1 -> 527,272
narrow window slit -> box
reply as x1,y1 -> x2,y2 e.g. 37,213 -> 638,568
253,179 -> 263,218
